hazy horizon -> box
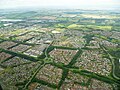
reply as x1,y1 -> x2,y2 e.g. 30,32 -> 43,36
0,0 -> 120,10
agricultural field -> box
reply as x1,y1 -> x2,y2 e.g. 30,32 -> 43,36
0,9 -> 120,90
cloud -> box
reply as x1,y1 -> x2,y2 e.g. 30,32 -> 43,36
0,0 -> 119,9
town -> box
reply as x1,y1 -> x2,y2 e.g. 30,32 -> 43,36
0,9 -> 120,90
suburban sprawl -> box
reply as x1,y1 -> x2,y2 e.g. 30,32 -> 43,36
0,9 -> 120,90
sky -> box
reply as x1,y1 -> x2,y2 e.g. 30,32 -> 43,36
0,0 -> 120,10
